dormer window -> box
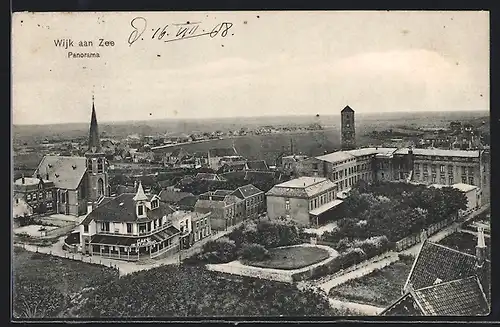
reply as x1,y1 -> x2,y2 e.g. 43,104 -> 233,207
137,204 -> 144,216
151,199 -> 159,209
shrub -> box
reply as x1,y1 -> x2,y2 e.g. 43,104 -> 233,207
200,238 -> 237,263
335,237 -> 351,252
238,243 -> 270,261
398,253 -> 415,263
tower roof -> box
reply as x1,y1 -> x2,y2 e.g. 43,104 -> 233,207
341,105 -> 354,113
133,181 -> 148,201
87,96 -> 102,154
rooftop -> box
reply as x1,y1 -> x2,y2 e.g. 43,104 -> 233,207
316,151 -> 355,163
34,155 -> 87,190
275,176 -> 328,188
267,177 -> 336,198
14,177 -> 52,186
395,147 -> 480,158
233,184 -> 263,199
452,183 -> 478,193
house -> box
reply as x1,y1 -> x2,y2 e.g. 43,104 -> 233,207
207,147 -> 240,170
189,211 -> 212,245
232,184 -> 266,219
280,155 -> 308,176
246,160 -> 269,171
79,182 -> 181,261
13,176 -> 56,215
195,173 -> 225,182
266,176 -> 341,227
194,192 -> 243,231
168,210 -> 193,249
13,194 -> 33,227
163,148 -> 189,166
381,228 -> 490,316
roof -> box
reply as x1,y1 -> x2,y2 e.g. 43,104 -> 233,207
316,151 -> 355,163
169,148 -> 187,157
159,190 -> 195,203
195,173 -> 223,181
34,155 -> 87,190
233,184 -> 263,199
86,101 -> 102,154
133,182 -> 148,201
405,241 -> 483,291
344,148 -> 380,157
246,160 -> 269,171
452,183 -> 478,193
177,195 -> 198,208
341,105 -> 354,113
379,293 -> 423,316
213,189 -> 234,196
245,171 -> 276,180
266,177 -> 336,198
208,148 -> 237,157
309,199 -> 343,216
412,276 -> 489,316
14,177 -> 51,186
395,147 -> 480,158
196,193 -> 240,206
82,193 -> 174,223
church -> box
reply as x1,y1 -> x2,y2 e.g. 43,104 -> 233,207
30,97 -> 109,216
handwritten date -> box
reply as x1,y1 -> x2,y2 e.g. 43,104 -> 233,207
127,17 -> 233,47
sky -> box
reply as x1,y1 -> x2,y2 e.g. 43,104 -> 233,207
12,11 -> 489,125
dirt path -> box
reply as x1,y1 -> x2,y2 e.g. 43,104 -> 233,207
328,298 -> 383,316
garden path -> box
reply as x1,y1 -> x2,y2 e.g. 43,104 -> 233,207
328,298 -> 383,316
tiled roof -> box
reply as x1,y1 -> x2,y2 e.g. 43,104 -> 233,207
34,155 -> 87,190
412,276 -> 489,316
221,162 -> 247,171
159,190 -> 194,203
405,241 -> 481,291
246,160 -> 269,171
316,151 -> 355,163
380,293 -> 423,316
177,195 -> 198,209
84,193 -> 174,223
233,184 -> 263,199
208,148 -> 237,157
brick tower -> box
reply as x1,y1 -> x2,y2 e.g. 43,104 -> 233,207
341,105 -> 356,150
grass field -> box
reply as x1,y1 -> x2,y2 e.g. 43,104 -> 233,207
328,260 -> 413,307
246,246 -> 331,270
12,247 -> 119,318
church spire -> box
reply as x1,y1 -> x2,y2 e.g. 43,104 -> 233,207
87,95 -> 102,154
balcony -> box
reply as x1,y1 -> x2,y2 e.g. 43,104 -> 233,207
97,221 -> 173,238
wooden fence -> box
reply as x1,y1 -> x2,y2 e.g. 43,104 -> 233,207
394,218 -> 451,252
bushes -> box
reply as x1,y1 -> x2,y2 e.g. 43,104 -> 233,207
198,238 -> 238,263
228,219 -> 301,250
238,243 -> 270,261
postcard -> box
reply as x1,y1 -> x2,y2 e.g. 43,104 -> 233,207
11,11 -> 490,320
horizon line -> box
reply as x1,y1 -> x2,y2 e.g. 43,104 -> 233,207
13,109 -> 489,127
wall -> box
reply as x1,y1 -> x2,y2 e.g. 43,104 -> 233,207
266,195 -> 310,226
412,155 -> 480,187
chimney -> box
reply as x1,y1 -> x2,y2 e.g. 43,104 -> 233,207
21,174 -> 25,184
87,201 -> 93,214
420,229 -> 427,242
476,226 -> 486,268
46,173 -> 49,180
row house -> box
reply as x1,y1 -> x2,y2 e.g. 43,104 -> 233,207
13,176 -> 56,215
194,192 -> 242,231
266,176 -> 341,227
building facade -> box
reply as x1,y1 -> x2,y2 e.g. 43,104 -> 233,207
13,177 -> 56,216
232,184 -> 266,219
295,147 -> 490,204
190,211 -> 212,244
194,192 -> 242,231
341,105 -> 356,150
30,97 -> 110,216
266,176 -> 341,227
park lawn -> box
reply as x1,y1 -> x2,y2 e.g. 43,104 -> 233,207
13,247 -> 119,318
328,260 -> 412,307
438,231 -> 491,260
245,246 -> 331,270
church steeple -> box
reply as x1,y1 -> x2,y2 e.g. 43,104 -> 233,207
87,95 -> 102,154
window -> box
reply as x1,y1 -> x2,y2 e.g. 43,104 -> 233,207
449,177 -> 454,184
432,175 -> 436,183
151,199 -> 158,209
127,223 -> 132,233
461,166 -> 466,175
381,172 -> 385,179
101,222 -> 110,232
468,167 -> 474,175
440,165 -> 445,173
469,177 -> 474,185
448,165 -> 453,174
431,164 -> 436,172
462,176 -> 467,183
38,192 -> 43,200
27,194 -> 31,201
97,158 -> 104,173
137,205 -> 144,216
415,163 -> 420,170
312,163 -> 319,170
285,199 -> 290,210
147,222 -> 152,231
87,159 -> 93,171
61,192 -> 66,203
423,164 -> 428,171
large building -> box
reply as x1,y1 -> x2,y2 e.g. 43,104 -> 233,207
20,97 -> 110,216
266,176 -> 342,227
341,105 -> 356,150
79,182 -> 181,261
296,147 -> 490,204
13,177 -> 56,216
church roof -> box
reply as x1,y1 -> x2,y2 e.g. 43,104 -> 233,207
341,105 -> 354,113
34,156 -> 87,190
86,98 -> 102,154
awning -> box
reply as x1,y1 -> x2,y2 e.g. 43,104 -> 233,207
309,199 -> 343,216
90,234 -> 136,246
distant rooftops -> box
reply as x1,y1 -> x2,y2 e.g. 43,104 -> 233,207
267,177 -> 336,198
